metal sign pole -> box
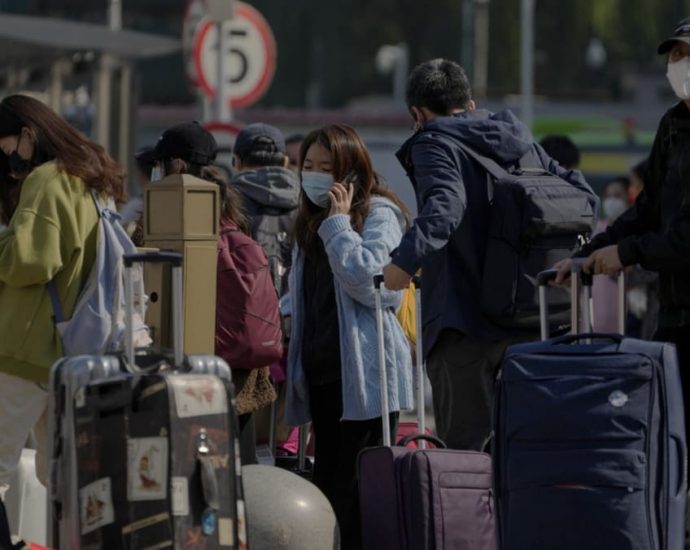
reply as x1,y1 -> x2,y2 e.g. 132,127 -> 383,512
216,21 -> 231,122
208,0 -> 235,122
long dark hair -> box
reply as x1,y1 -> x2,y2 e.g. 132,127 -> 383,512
201,165 -> 251,235
294,124 -> 410,256
0,94 -> 125,202
0,154 -> 20,224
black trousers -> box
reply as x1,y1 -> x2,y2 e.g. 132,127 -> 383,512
309,381 -> 398,550
237,413 -> 257,466
426,329 -> 521,451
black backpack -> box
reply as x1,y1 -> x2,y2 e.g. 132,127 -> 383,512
456,142 -> 596,330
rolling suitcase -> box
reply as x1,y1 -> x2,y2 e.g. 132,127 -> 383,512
494,263 -> 687,550
358,276 -> 497,550
48,252 -> 247,550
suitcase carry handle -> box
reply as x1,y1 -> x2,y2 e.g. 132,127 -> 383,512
123,252 -> 184,371
398,433 -> 446,449
672,434 -> 687,497
536,268 -> 593,287
123,251 -> 183,268
85,377 -> 134,413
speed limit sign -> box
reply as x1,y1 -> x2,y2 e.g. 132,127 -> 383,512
193,2 -> 277,108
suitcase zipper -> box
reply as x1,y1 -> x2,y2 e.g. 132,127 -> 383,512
644,355 -> 658,550
654,357 -> 670,550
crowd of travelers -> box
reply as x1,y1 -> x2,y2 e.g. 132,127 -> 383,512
0,15 -> 690,550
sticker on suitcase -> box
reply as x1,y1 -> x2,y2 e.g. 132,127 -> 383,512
171,477 -> 189,516
169,376 -> 228,418
218,517 -> 234,547
79,477 -> 115,535
127,437 -> 169,501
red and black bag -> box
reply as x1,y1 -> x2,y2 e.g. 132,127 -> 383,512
215,227 -> 283,370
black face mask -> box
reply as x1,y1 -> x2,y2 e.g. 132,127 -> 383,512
8,132 -> 34,180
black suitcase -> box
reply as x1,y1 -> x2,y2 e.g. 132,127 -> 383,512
49,252 -> 247,549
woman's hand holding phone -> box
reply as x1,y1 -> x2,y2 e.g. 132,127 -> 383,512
328,174 -> 356,216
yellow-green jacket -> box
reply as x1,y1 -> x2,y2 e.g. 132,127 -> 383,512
0,163 -> 98,383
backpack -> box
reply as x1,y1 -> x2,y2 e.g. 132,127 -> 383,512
48,190 -> 150,356
455,142 -> 596,330
215,227 -> 283,370
248,204 -> 296,297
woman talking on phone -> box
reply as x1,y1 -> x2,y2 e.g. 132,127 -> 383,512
283,124 -> 413,549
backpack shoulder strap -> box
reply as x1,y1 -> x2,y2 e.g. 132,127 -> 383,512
90,189 -> 107,216
47,189 -> 106,324
47,280 -> 65,323
449,137 -> 511,179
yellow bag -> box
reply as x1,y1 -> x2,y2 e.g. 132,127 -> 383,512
396,280 -> 416,345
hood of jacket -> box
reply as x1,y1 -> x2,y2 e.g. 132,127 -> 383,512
397,108 -> 535,167
231,166 -> 300,211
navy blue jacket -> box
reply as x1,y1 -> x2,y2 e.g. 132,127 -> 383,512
393,109 -> 595,356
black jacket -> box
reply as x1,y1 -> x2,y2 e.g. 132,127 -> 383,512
393,109 -> 594,355
580,101 -> 690,318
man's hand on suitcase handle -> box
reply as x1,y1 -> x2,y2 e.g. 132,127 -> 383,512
539,256 -> 608,287
582,245 -> 623,276
382,263 -> 412,291
552,258 -> 574,286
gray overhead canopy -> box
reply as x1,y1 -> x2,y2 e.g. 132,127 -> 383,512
0,13 -> 181,62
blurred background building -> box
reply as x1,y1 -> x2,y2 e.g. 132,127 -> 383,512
1,0 -> 689,205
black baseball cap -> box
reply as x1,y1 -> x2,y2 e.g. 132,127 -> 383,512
658,18 -> 690,55
233,123 -> 286,158
134,146 -> 156,172
152,121 -> 217,165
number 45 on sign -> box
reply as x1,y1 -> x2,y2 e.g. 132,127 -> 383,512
193,1 -> 277,109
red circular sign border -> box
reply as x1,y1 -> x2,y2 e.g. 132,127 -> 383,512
192,1 -> 277,109
203,121 -> 244,136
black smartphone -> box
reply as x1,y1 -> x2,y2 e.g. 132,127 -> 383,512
342,170 -> 360,188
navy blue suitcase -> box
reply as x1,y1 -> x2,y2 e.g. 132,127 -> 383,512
494,268 -> 687,550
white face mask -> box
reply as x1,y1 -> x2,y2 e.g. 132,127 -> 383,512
603,197 -> 628,221
150,164 -> 163,182
301,171 -> 335,208
667,57 -> 690,99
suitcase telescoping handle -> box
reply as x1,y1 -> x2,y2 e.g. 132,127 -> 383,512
411,275 -> 426,450
373,274 -> 392,447
537,260 -> 625,340
373,274 -> 426,449
123,252 -> 184,370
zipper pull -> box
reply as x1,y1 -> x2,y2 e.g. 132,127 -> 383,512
198,428 -> 210,456
197,428 -> 220,536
